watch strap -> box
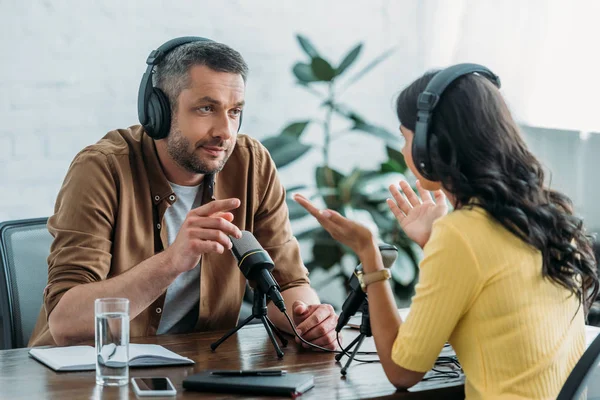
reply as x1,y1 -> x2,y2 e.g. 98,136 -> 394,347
359,269 -> 391,291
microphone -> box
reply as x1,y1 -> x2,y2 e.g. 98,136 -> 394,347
229,231 -> 287,312
335,244 -> 398,332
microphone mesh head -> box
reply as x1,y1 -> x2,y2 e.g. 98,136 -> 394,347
380,246 -> 398,269
229,230 -> 262,259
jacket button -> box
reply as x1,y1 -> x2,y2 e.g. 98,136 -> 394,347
154,195 -> 160,201
156,223 -> 161,230
169,195 -> 176,202
156,307 -> 162,314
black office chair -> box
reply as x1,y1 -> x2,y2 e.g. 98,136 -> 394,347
0,218 -> 51,349
557,332 -> 600,399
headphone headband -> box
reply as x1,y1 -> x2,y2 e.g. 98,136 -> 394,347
413,63 -> 501,180
147,36 -> 213,66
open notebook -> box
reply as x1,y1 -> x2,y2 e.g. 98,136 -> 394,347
29,343 -> 194,372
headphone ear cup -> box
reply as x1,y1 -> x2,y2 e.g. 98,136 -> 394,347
412,122 -> 438,182
422,132 -> 438,181
143,91 -> 161,139
144,89 -> 171,140
148,88 -> 171,140
412,119 -> 432,180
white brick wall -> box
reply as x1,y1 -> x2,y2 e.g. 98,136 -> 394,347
0,0 -> 422,223
1,0 -> 598,230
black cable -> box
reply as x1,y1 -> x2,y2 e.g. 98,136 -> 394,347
422,369 -> 461,381
335,331 -> 380,363
422,371 -> 460,381
283,311 -> 338,353
283,310 -> 465,378
282,311 -> 378,357
422,354 -> 463,381
436,355 -> 462,369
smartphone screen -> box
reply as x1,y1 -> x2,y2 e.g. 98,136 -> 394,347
133,377 -> 174,391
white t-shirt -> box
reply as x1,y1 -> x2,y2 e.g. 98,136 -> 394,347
157,181 -> 203,335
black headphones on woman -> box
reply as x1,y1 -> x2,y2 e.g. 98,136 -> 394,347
137,36 -> 243,140
412,63 -> 501,181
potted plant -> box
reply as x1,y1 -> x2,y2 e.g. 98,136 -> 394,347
262,35 -> 421,306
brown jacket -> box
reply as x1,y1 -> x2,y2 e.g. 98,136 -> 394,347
29,126 -> 309,346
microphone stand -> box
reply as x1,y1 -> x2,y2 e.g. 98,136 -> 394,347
210,287 -> 288,358
335,300 -> 371,375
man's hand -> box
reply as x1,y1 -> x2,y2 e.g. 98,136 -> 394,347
164,198 -> 243,275
292,300 -> 338,351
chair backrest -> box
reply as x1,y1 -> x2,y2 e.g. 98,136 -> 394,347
557,332 -> 600,399
0,218 -> 51,349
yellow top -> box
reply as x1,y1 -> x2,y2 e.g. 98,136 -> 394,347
391,206 -> 585,400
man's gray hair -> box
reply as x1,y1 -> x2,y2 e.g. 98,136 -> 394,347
154,41 -> 248,111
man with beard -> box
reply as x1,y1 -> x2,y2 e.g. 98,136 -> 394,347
29,38 -> 338,350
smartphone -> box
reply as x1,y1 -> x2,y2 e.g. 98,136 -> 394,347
131,377 -> 177,397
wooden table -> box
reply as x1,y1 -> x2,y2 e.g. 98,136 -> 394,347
0,325 -> 464,399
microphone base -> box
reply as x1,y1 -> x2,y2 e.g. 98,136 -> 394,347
210,287 -> 288,358
335,300 -> 371,375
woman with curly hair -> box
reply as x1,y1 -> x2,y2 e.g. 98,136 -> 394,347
294,65 -> 599,399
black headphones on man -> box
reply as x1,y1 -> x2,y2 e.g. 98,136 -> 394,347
138,36 -> 243,140
412,63 -> 501,181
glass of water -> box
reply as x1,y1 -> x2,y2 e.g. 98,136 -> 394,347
95,298 -> 129,386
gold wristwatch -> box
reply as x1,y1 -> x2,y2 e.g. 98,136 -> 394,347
356,269 -> 392,292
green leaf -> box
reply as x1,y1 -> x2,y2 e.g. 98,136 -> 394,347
342,47 -> 396,90
380,159 -> 406,174
386,146 -> 407,171
392,279 -> 417,301
261,135 -> 311,168
355,172 -> 407,203
336,43 -> 363,76
293,63 -> 319,83
315,166 -> 345,189
315,166 -> 345,209
354,170 -> 383,181
352,121 -> 399,143
361,204 -> 395,231
390,250 -> 418,287
339,168 -> 364,203
312,231 -> 344,270
348,112 -> 365,124
349,170 -> 381,198
310,187 -> 339,199
304,260 -> 322,272
296,35 -> 319,58
287,197 -> 310,220
281,121 -> 311,139
311,57 -> 336,81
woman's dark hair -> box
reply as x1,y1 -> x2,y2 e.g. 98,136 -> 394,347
396,71 -> 599,314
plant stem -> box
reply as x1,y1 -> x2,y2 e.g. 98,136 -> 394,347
323,83 -> 334,167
